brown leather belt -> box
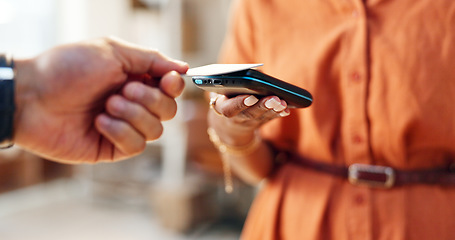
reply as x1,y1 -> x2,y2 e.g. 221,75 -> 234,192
287,153 -> 455,188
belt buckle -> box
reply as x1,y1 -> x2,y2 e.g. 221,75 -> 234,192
348,164 -> 395,188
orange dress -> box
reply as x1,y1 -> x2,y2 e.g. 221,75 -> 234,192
218,0 -> 455,239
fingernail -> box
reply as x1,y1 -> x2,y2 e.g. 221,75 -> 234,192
280,111 -> 290,117
265,98 -> 279,109
244,96 -> 259,106
273,104 -> 286,112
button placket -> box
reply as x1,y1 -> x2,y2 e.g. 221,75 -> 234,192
342,7 -> 372,165
344,68 -> 369,164
352,134 -> 364,144
350,71 -> 362,82
346,187 -> 372,240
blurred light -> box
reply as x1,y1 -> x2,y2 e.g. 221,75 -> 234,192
0,0 -> 15,24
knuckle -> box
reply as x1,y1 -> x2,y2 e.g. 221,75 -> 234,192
128,105 -> 144,122
114,122 -> 129,138
149,88 -> 163,103
219,100 -> 245,118
261,111 -> 279,121
101,36 -> 118,48
221,107 -> 236,118
103,35 -> 115,42
148,48 -> 159,55
257,102 -> 270,111
103,35 -> 122,46
145,89 -> 162,109
239,110 -> 256,120
124,81 -> 140,98
106,96 -> 124,116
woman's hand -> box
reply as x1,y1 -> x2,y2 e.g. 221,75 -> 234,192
208,93 -> 290,146
206,93 -> 290,184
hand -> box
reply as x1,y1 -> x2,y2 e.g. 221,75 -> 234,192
208,93 -> 290,146
13,37 -> 189,163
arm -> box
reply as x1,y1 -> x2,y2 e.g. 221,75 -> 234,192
210,0 -> 288,185
207,93 -> 290,185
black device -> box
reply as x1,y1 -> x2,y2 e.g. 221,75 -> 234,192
192,69 -> 313,108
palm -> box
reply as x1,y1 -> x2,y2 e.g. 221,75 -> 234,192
16,44 -> 133,162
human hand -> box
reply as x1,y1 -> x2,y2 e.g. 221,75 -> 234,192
207,93 -> 290,146
13,37 -> 189,163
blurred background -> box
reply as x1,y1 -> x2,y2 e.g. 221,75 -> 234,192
0,0 -> 257,239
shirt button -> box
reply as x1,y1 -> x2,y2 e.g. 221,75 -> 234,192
352,134 -> 363,144
350,72 -> 361,82
354,193 -> 365,205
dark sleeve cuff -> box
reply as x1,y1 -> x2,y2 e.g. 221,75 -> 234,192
0,54 -> 15,148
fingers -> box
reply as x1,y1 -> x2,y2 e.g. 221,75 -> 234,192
211,93 -> 291,121
210,93 -> 255,117
105,95 -> 164,139
105,36 -> 189,76
263,97 -> 291,117
95,114 -> 147,156
95,79 -> 180,155
159,71 -> 186,98
128,71 -> 185,98
122,81 -> 178,121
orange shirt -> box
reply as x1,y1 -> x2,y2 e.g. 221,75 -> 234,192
219,0 -> 455,239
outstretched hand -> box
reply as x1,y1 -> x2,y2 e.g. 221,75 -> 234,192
207,92 -> 290,146
13,37 -> 188,163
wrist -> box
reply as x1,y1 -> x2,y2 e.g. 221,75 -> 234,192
207,127 -> 261,156
12,58 -> 37,145
208,111 -> 258,146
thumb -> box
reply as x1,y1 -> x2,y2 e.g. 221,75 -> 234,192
106,36 -> 189,76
